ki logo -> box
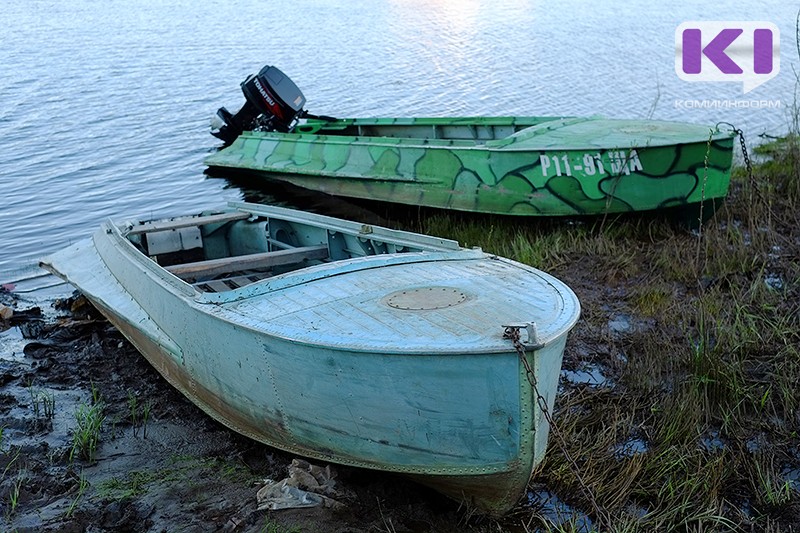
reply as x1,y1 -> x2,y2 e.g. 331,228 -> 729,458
675,21 -> 780,94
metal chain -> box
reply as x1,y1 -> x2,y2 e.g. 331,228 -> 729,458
712,123 -> 775,233
737,128 -> 754,182
716,123 -> 759,194
503,326 -> 610,527
715,123 -> 754,183
733,127 -> 776,231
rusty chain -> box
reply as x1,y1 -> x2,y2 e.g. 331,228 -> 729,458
503,326 -> 610,527
714,124 -> 777,244
737,127 -> 754,182
716,123 -> 763,200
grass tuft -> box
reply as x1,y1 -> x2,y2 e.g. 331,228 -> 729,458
70,394 -> 105,463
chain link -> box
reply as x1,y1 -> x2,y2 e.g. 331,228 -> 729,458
715,122 -> 754,182
711,123 -> 775,234
733,127 -> 776,232
716,123 -> 758,191
737,128 -> 754,182
503,326 -> 610,527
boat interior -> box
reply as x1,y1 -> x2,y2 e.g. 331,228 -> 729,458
123,207 -> 453,293
293,117 -> 564,142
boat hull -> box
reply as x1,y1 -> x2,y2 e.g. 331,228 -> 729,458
96,294 -> 568,513
42,207 -> 578,515
205,117 -> 735,218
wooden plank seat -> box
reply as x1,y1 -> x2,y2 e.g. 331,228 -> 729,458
197,279 -> 235,293
166,244 -> 329,281
193,273 -> 274,293
127,211 -> 251,236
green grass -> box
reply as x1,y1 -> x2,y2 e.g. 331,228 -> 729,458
70,400 -> 105,463
26,380 -> 56,428
6,476 -> 21,519
96,454 -> 254,502
127,391 -> 153,439
65,471 -> 89,518
260,517 -> 303,533
96,470 -> 159,501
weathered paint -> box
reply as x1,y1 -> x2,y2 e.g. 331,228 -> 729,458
205,116 -> 735,217
41,203 -> 580,515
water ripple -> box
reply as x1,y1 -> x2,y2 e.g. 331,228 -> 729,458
0,0 -> 794,273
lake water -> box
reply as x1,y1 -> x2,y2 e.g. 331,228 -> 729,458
0,0 -> 796,276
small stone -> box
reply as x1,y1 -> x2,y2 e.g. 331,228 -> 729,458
0,305 -> 13,320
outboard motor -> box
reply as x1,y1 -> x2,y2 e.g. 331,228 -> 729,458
212,65 -> 307,144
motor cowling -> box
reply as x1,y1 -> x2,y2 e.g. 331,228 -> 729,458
212,65 -> 307,144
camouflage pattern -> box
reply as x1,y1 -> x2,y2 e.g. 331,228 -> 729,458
205,116 -> 735,217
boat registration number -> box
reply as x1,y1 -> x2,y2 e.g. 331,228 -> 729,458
539,150 -> 643,177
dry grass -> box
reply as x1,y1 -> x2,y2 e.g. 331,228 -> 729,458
407,135 -> 800,532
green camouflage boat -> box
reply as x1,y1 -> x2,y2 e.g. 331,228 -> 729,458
205,65 -> 735,219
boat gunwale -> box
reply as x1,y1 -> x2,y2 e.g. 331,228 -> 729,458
230,201 -> 461,251
216,118 -> 737,155
99,217 -> 580,355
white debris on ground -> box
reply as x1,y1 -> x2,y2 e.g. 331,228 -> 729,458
256,459 -> 345,511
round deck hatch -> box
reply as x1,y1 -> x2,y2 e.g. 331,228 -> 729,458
385,287 -> 467,310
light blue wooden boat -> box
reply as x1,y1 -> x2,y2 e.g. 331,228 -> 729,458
41,202 -> 580,515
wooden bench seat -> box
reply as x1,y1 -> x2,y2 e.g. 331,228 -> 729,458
193,273 -> 274,293
166,244 -> 329,280
127,211 -> 251,236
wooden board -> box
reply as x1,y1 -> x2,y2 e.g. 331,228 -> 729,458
165,244 -> 329,280
127,211 -> 250,236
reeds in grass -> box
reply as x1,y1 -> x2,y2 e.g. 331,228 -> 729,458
70,389 -> 105,463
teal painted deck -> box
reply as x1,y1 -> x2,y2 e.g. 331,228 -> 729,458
222,256 -> 572,353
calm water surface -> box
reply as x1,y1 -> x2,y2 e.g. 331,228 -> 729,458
0,0 -> 795,275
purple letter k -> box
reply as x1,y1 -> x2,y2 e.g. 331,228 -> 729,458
682,28 -> 744,74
